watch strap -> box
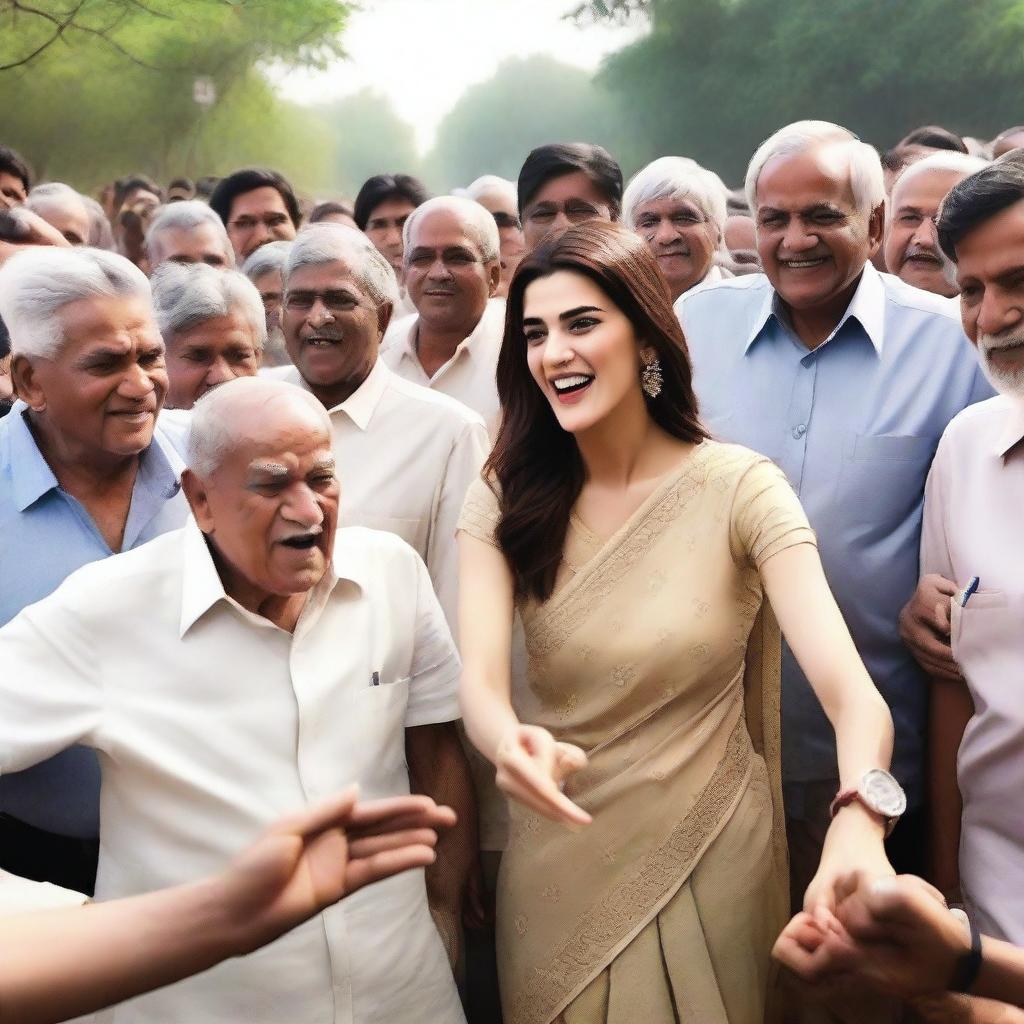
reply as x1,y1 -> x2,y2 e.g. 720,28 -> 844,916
948,914 -> 983,994
829,786 -> 897,838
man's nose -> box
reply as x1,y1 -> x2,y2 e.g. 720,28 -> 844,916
653,219 -> 677,246
781,219 -> 817,253
119,361 -> 156,398
307,298 -> 335,328
283,483 -> 325,526
976,290 -> 1022,338
910,216 -> 938,249
550,211 -> 572,233
205,356 -> 234,387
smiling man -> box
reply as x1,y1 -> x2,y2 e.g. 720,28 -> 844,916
675,122 -> 992,979
0,247 -> 189,896
883,152 -> 988,297
145,200 -> 236,272
381,196 -> 503,431
0,376 -> 468,1023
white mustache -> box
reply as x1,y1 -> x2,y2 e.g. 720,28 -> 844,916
979,329 -> 1024,354
280,525 -> 324,541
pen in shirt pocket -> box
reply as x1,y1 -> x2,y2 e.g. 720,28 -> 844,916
370,671 -> 380,687
958,576 -> 980,607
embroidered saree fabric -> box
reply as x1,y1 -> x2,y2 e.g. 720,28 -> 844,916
458,442 -> 816,1024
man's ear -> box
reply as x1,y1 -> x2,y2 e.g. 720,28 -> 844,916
11,354 -> 45,411
181,468 -> 215,533
486,259 -> 501,298
867,200 -> 886,257
376,300 -> 394,338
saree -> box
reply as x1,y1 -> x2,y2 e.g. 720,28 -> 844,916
458,442 -> 818,1024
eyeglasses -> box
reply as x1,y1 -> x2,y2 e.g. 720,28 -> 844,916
284,290 -> 360,314
228,212 -> 291,233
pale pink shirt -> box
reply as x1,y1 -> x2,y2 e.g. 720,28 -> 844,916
920,393 -> 1024,943
380,298 -> 505,435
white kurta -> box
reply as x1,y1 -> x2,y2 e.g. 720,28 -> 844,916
279,358 -> 488,635
380,297 -> 505,435
0,522 -> 465,1024
920,393 -> 1024,943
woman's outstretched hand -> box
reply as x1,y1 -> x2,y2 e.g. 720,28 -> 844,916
494,724 -> 592,827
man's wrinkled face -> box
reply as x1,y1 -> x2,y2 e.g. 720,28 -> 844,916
884,169 -> 964,297
633,195 -> 719,300
37,199 -> 91,246
227,187 -> 297,261
364,197 -> 417,275
151,223 -> 233,270
522,170 -> 613,249
0,172 -> 27,210
474,190 -> 526,297
189,400 -> 340,601
956,197 -> 1024,398
282,259 -> 383,396
18,293 -> 167,460
165,307 -> 261,409
755,145 -> 882,312
405,207 -> 499,330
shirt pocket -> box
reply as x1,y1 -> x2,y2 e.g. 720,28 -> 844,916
346,676 -> 411,789
836,433 -> 935,526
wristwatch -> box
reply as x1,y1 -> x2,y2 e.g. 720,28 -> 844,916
829,769 -> 907,837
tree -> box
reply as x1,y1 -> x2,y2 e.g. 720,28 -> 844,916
590,0 -> 1024,184
1,0 -> 350,193
425,55 -> 629,190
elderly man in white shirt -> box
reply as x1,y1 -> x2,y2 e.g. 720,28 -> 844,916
0,376 -> 470,1024
623,155 -> 731,302
380,196 -> 505,432
901,158 -> 1024,947
279,222 -> 489,629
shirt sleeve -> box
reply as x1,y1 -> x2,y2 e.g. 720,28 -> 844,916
729,457 -> 817,569
405,548 -> 462,729
0,870 -> 88,915
456,473 -> 502,549
425,418 -> 488,641
919,430 -> 956,580
0,596 -> 102,777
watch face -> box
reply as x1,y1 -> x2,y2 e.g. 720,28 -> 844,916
861,769 -> 908,818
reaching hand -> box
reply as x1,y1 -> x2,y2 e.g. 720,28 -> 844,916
899,574 -> 962,682
494,724 -> 591,827
217,788 -> 457,954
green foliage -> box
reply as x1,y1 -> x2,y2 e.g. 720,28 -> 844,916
424,54 -> 629,190
317,90 -> 420,198
597,0 -> 1024,184
0,0 -> 350,194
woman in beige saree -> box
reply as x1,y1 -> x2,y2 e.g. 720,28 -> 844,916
457,223 -> 900,1024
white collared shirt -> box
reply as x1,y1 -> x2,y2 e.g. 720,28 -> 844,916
0,521 -> 464,1024
920,393 -> 1024,944
380,298 -> 505,435
279,358 -> 489,633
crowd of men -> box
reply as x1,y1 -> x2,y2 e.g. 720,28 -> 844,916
1,116 -> 1024,1023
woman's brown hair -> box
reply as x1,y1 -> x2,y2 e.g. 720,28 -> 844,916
488,220 -> 708,603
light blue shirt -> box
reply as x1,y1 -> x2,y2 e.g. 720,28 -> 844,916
0,406 -> 189,836
676,265 -> 993,808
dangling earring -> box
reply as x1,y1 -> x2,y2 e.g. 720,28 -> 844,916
641,356 -> 663,399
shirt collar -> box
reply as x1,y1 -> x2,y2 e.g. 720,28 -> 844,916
9,406 -> 181,513
281,358 -> 391,432
996,397 -> 1024,458
179,518 -> 366,638
404,297 -> 505,369
744,263 -> 886,356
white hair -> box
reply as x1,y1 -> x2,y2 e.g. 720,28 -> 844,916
242,240 -> 292,282
81,195 -> 116,250
0,246 -> 151,359
622,157 -> 729,240
463,174 -> 518,209
145,200 -> 235,268
25,182 -> 89,221
745,120 -> 886,216
187,375 -> 331,477
284,223 -> 399,308
891,151 -> 990,197
150,262 -> 267,351
402,195 -> 501,264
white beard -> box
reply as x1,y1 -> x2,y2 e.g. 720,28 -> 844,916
978,330 -> 1024,401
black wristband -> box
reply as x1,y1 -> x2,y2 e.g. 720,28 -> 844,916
948,914 -> 983,994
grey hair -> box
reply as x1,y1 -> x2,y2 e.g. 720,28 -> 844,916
0,246 -> 152,359
145,200 -> 234,268
26,182 -> 89,221
745,120 -> 886,216
187,375 -> 331,477
463,174 -> 518,208
150,262 -> 267,351
402,195 -> 501,264
622,157 -> 729,240
891,151 -> 990,197
242,240 -> 292,282
284,223 -> 399,308
81,195 -> 116,250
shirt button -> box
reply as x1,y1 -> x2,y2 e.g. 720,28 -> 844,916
792,424 -> 807,439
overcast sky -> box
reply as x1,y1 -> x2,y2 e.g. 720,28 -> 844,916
269,0 -> 648,152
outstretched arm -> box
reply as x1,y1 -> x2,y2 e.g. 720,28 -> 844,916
0,789 -> 455,1024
